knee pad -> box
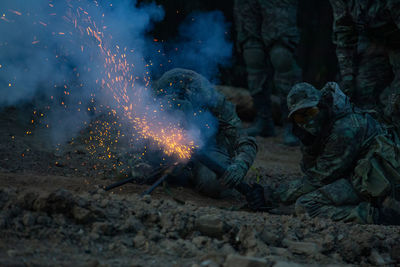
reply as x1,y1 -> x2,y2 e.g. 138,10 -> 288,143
242,39 -> 267,73
270,45 -> 296,73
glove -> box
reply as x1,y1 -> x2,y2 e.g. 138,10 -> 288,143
340,75 -> 356,99
220,160 -> 248,188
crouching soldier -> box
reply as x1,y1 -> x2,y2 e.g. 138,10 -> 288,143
247,82 -> 400,225
135,68 -> 257,198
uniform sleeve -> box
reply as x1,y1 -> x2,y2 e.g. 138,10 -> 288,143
303,115 -> 364,187
214,96 -> 257,170
329,0 -> 357,78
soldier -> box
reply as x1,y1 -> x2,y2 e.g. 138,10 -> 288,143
139,68 -> 258,198
247,82 -> 400,225
234,0 -> 302,145
329,0 -> 400,118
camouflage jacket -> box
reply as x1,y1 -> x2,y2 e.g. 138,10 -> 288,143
330,0 -> 400,78
300,82 -> 384,187
154,68 -> 258,170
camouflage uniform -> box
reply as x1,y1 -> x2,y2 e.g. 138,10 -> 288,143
330,0 -> 400,114
154,68 -> 258,198
234,0 -> 302,142
273,82 -> 400,224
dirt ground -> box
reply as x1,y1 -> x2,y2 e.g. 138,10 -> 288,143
1,106 -> 400,267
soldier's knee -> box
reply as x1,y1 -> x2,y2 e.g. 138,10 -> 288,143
270,44 -> 296,73
242,39 -> 267,71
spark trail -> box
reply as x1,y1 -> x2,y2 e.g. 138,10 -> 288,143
66,1 -> 197,160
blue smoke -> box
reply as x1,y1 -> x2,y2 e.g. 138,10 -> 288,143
0,0 -> 232,146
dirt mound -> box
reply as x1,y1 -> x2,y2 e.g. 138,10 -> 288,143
1,185 -> 399,266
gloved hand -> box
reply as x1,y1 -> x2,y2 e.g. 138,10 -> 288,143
340,75 -> 356,99
220,160 -> 248,188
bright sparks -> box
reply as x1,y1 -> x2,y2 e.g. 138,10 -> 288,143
68,5 -> 197,160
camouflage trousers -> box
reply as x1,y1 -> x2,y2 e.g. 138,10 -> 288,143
234,0 -> 301,119
353,36 -> 400,114
234,0 -> 300,52
273,178 -> 377,223
274,134 -> 400,224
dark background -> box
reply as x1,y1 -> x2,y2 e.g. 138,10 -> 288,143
140,0 -> 338,89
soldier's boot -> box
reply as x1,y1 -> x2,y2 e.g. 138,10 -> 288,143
247,91 -> 275,137
270,44 -> 302,146
243,39 -> 275,137
376,196 -> 400,226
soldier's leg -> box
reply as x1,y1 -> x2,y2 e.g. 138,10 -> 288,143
295,179 -> 378,224
234,0 -> 274,137
272,177 -> 317,204
355,39 -> 393,111
189,147 -> 232,198
385,49 -> 400,127
269,44 -> 302,146
242,38 -> 275,136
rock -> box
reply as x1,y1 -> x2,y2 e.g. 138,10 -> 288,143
118,216 -> 143,233
390,245 -> 400,262
92,222 -> 114,235
269,247 -> 292,258
72,206 -> 91,223
224,254 -> 269,267
46,189 -> 75,213
236,225 -> 269,255
195,215 -> 230,238
7,249 -> 17,258
18,191 -> 39,210
32,193 -> 50,212
260,227 -> 282,246
192,236 -> 209,248
273,261 -> 305,267
282,239 -> 321,255
99,199 -> 109,208
200,259 -> 219,267
369,249 -> 386,266
36,215 -> 52,225
142,194 -> 151,204
86,259 -> 100,267
133,232 -> 147,248
22,212 -> 35,226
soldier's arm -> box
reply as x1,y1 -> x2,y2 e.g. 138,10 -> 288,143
215,95 -> 257,170
303,116 -> 363,187
389,0 -> 400,29
329,0 -> 358,96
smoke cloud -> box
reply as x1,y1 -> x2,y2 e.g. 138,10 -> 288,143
0,0 -> 232,157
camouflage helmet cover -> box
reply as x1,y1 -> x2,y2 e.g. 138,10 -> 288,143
287,82 -> 322,118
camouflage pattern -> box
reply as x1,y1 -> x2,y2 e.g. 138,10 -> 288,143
234,0 -> 302,95
273,82 -> 400,224
287,82 -> 322,118
234,0 -> 300,52
234,0 -> 302,142
330,0 -> 400,113
154,68 -> 258,197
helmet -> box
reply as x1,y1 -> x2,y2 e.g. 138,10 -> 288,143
287,82 -> 321,118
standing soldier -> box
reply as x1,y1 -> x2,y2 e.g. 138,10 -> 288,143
234,0 -> 302,146
329,0 -> 400,120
